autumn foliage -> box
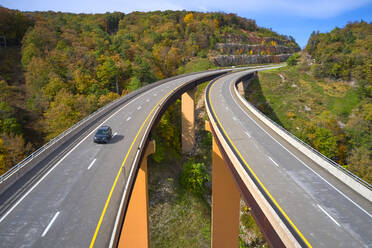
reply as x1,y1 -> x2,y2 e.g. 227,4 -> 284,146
0,7 -> 297,174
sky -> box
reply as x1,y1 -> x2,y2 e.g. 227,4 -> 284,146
1,0 -> 372,47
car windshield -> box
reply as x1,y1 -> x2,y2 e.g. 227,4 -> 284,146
96,129 -> 107,135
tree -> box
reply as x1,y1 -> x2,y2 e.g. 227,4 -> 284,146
347,146 -> 372,183
44,88 -> 92,139
287,53 -> 299,66
0,138 -> 7,174
184,13 -> 194,25
96,56 -> 119,92
2,134 -> 32,166
133,56 -> 156,84
127,77 -> 141,91
25,57 -> 50,111
311,127 -> 338,159
98,92 -> 120,107
181,159 -> 209,195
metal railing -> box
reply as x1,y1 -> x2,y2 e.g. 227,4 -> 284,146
234,74 -> 372,191
0,95 -> 125,184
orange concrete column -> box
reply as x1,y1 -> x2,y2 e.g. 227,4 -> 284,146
237,81 -> 245,96
118,140 -> 155,248
181,88 -> 196,153
205,121 -> 240,248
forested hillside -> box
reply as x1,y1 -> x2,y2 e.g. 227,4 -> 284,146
0,6 -> 297,174
248,21 -> 371,183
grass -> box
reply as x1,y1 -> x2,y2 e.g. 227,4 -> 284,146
148,81 -> 213,248
251,65 -> 360,133
148,80 -> 267,247
328,90 -> 359,119
148,158 -> 212,248
178,58 -> 216,74
245,60 -> 372,178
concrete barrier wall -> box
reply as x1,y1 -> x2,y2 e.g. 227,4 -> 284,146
204,74 -> 302,247
233,74 -> 372,202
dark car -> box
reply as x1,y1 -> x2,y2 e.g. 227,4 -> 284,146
94,126 -> 112,143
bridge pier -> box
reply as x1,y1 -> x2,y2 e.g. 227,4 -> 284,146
181,88 -> 196,153
205,121 -> 240,248
118,140 -> 155,248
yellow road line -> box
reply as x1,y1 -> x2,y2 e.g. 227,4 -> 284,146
208,78 -> 312,248
89,88 -> 175,248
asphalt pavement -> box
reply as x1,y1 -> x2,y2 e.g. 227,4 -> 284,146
208,70 -> 372,247
0,70 -> 227,247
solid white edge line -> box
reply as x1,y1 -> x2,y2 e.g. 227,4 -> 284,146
41,211 -> 60,237
268,157 -> 280,167
87,159 -> 97,170
245,131 -> 251,138
317,204 -> 341,227
229,72 -> 372,218
0,81 -> 165,223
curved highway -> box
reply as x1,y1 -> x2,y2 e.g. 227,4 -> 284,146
206,69 -> 372,247
0,69 -> 229,247
1,66 -> 370,248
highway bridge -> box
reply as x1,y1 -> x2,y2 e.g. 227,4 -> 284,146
205,70 -> 372,247
0,67 -> 371,247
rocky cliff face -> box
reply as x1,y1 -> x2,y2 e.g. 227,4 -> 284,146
222,33 -> 292,46
210,33 -> 300,66
216,43 -> 299,55
211,54 -> 292,66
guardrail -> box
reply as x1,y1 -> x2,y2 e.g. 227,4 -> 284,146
0,69 -> 229,195
5,98 -> 123,177
0,94 -> 123,184
233,72 -> 372,200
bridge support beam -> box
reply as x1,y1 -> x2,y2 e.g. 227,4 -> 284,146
205,121 -> 240,248
118,140 -> 155,248
181,88 -> 196,153
237,81 -> 245,96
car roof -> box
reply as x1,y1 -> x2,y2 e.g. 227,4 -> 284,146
98,126 -> 110,130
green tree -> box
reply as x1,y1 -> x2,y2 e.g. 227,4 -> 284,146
133,56 -> 157,84
96,56 -> 119,92
180,159 -> 209,196
44,89 -> 92,139
127,77 -> 142,91
287,53 -> 299,66
311,127 -> 338,159
347,146 -> 372,183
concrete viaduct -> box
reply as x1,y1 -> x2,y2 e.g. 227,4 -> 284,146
0,67 -> 371,248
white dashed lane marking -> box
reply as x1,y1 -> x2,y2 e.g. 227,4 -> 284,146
41,211 -> 60,237
245,131 -> 251,138
87,159 -> 97,170
268,157 -> 279,167
317,204 -> 341,227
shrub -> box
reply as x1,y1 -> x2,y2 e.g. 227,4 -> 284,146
180,159 -> 209,196
310,63 -> 322,78
287,53 -> 299,66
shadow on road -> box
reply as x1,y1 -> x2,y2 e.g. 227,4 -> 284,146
110,135 -> 124,144
243,75 -> 284,127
